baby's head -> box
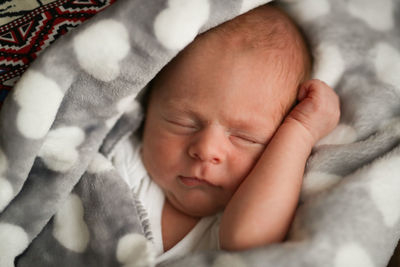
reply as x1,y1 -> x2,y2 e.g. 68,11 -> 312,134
141,4 -> 311,217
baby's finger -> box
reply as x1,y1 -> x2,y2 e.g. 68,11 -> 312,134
298,79 -> 335,102
297,80 -> 320,101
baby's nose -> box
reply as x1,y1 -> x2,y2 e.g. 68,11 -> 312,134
188,126 -> 228,164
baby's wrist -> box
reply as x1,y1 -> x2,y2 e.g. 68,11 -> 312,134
280,117 -> 317,148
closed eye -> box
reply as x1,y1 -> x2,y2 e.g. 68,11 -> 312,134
166,119 -> 197,129
230,135 -> 261,145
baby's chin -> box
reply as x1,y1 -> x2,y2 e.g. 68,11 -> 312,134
166,192 -> 225,218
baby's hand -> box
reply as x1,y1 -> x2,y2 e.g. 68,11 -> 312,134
284,79 -> 340,145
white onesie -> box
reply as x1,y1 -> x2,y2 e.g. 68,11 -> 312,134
112,135 -> 221,264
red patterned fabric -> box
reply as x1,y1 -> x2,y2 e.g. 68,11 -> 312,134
0,0 -> 116,108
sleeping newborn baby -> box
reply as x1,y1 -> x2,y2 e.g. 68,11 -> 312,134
113,3 -> 340,263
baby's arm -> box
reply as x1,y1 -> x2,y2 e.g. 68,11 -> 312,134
219,79 -> 340,251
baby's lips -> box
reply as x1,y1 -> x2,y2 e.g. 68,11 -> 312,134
178,175 -> 215,188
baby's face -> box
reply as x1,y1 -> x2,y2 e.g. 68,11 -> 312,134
141,36 -> 299,217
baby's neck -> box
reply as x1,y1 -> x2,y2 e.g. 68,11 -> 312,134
161,199 -> 200,251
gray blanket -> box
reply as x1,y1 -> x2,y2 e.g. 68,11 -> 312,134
1,0 -> 400,266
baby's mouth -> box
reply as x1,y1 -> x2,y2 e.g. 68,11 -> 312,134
178,175 -> 214,188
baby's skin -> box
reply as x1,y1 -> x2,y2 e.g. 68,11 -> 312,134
141,5 -> 340,252
220,79 -> 340,250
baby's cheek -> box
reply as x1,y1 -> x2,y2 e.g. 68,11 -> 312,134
157,135 -> 191,173
228,151 -> 260,187
142,134 -> 171,174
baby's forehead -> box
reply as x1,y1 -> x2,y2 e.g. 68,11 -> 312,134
149,4 -> 308,121
152,65 -> 295,131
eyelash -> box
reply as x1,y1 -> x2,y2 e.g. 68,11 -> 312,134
167,120 -> 196,129
231,135 -> 259,145
166,119 -> 262,145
